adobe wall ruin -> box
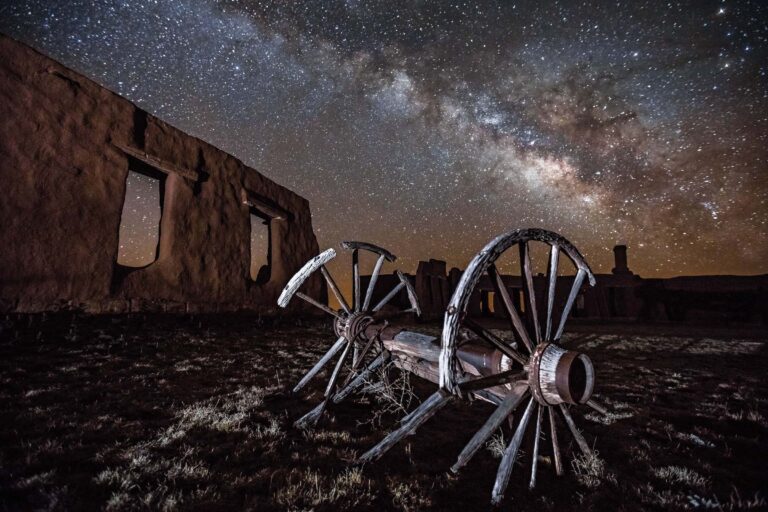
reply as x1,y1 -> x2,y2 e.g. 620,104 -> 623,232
365,246 -> 768,326
0,34 -> 323,313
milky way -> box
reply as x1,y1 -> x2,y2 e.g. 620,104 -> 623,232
2,0 -> 766,280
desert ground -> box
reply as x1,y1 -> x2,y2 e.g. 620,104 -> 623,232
0,314 -> 766,511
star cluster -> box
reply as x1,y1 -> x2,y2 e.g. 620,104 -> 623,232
2,0 -> 766,278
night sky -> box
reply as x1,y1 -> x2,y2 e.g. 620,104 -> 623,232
2,1 -> 767,280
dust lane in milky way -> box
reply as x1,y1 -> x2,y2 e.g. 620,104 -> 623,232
1,0 -> 766,282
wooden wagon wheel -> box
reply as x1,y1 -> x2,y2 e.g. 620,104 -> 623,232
282,229 -> 614,505
355,229 -> 610,502
277,241 -> 420,427
439,228 -> 606,504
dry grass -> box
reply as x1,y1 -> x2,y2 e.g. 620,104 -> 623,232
688,489 -> 768,510
358,360 -> 418,427
485,431 -> 506,459
0,315 -> 766,511
387,478 -> 432,511
652,465 -> 709,489
273,467 -> 376,510
570,451 -> 616,489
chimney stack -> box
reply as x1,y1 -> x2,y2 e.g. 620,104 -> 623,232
612,245 -> 630,274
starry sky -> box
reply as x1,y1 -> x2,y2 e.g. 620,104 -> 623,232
117,171 -> 162,267
2,0 -> 767,280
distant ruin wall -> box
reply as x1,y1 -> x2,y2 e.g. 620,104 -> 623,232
0,34 -> 323,313
408,255 -> 768,326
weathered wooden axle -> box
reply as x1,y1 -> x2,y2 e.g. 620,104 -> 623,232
278,228 -> 611,505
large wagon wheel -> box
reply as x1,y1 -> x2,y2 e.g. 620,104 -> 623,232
277,241 -> 420,427
440,228 -> 605,504
355,229 -> 609,505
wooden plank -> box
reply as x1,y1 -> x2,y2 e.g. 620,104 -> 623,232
382,331 -> 441,363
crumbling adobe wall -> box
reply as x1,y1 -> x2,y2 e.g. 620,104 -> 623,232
0,34 -> 322,313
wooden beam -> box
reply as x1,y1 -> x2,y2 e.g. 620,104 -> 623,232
244,194 -> 289,221
115,143 -> 199,181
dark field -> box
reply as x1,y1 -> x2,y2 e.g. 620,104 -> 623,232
0,315 -> 766,511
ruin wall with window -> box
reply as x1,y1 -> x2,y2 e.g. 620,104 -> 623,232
0,34 -> 323,313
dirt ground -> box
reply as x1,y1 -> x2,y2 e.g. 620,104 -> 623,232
0,314 -> 766,511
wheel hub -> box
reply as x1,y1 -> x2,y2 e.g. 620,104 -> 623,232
528,342 -> 595,405
334,312 -> 374,342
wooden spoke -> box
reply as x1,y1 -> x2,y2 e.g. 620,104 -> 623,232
451,385 -> 529,473
458,370 -> 526,393
358,390 -> 452,463
372,281 -> 405,312
292,336 -> 346,393
333,352 -> 388,404
492,396 -> 536,506
554,268 -> 586,341
507,413 -> 515,432
487,263 -> 534,353
294,401 -> 325,429
545,244 -> 560,341
529,404 -> 543,489
352,249 -> 361,312
325,341 -> 351,397
352,251 -> 361,363
463,318 -> 527,365
296,292 -> 341,319
399,402 -> 420,425
320,265 -> 351,315
586,398 -> 609,416
343,333 -> 379,387
300,341 -> 352,428
559,404 -> 592,456
519,241 -> 541,344
548,405 -> 563,476
363,254 -> 387,311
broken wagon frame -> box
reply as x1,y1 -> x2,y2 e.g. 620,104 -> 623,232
278,228 -> 611,505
